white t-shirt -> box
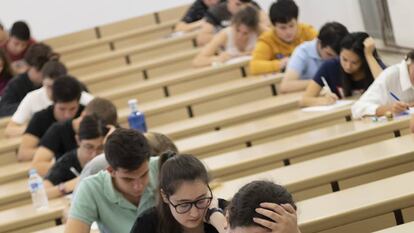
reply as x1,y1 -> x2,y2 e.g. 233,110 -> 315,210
11,87 -> 94,124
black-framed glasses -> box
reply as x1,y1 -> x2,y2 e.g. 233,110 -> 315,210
167,186 -> 213,214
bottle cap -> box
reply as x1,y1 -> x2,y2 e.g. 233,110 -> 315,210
28,168 -> 37,176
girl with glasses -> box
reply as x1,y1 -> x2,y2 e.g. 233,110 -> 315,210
130,154 -> 227,233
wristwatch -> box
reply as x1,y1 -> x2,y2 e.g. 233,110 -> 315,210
58,183 -> 67,195
205,207 -> 224,223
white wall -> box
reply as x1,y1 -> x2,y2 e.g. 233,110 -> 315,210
0,0 -> 378,41
387,0 -> 414,48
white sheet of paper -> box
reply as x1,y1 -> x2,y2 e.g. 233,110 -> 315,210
225,55 -> 252,65
301,100 -> 354,112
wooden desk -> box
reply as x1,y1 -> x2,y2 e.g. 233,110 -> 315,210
297,171 -> 414,233
33,225 -> 100,233
0,179 -> 30,211
0,162 -> 30,184
0,137 -> 21,165
152,93 -> 302,139
203,115 -> 409,180
0,198 -> 67,233
373,221 -> 414,232
66,32 -> 197,76
177,105 -> 353,157
213,134 -> 414,201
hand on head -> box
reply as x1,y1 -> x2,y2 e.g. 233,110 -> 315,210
254,203 -> 301,233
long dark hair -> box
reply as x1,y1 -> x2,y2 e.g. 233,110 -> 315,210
0,48 -> 12,80
339,32 -> 382,97
157,154 -> 210,233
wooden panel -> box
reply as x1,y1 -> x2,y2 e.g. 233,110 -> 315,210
192,86 -> 273,116
403,206 -> 414,222
128,40 -> 194,64
99,14 -> 156,37
196,143 -> 247,158
293,184 -> 332,202
146,108 -> 189,128
7,221 -> 57,233
339,161 -> 414,190
146,57 -> 194,79
110,88 -> 165,109
168,69 -> 242,96
43,29 -> 97,49
88,71 -> 145,94
0,152 -> 17,166
60,43 -> 111,63
70,57 -> 126,77
316,213 -> 396,233
113,27 -> 173,50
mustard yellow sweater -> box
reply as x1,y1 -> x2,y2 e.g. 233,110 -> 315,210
250,23 -> 317,75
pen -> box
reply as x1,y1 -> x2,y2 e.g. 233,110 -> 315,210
321,76 -> 333,93
389,92 -> 401,101
70,167 -> 80,177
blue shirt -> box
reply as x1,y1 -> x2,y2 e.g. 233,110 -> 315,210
313,59 -> 371,99
286,40 -> 324,80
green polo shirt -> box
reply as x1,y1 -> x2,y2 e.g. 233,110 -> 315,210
69,157 -> 159,233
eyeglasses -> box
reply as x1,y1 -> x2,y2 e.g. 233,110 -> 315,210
167,186 -> 213,214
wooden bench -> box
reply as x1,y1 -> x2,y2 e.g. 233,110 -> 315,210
0,198 -> 67,233
213,134 -> 414,202
176,105 -> 354,157
297,171 -> 414,233
203,116 -> 410,180
66,32 -> 197,76
152,93 -> 302,139
0,162 -> 30,184
373,221 -> 414,233
58,20 -> 178,62
115,74 -> 282,127
33,225 -> 100,233
81,49 -> 199,93
0,137 -> 21,166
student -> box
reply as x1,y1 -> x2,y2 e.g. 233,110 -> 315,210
44,115 -> 106,199
0,22 -> 8,46
196,0 -> 268,46
0,43 -> 55,117
130,154 -> 227,233
32,97 -> 118,176
226,180 -> 300,233
5,60 -> 93,137
300,32 -> 385,107
280,22 -> 349,93
0,48 -> 13,95
79,131 -> 178,180
352,50 -> 414,119
192,5 -> 260,67
249,0 -> 317,75
175,0 -> 223,33
17,76 -> 83,161
0,21 -> 35,73
65,128 -> 159,233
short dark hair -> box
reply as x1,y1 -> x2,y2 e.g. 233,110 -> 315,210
406,50 -> 414,61
232,5 -> 259,31
78,114 -> 108,141
104,128 -> 150,171
318,22 -> 349,54
84,97 -> 118,126
51,75 -> 82,103
269,0 -> 299,25
24,43 -> 55,70
10,21 -> 30,41
227,180 -> 296,229
41,60 -> 67,80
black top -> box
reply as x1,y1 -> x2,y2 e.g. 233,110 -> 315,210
40,119 -> 78,160
0,73 -> 39,117
130,199 -> 227,233
25,105 -> 84,140
181,0 -> 225,23
44,149 -> 81,185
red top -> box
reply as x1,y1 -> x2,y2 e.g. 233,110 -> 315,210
1,38 -> 36,62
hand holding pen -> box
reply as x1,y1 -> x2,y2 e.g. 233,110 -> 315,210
389,92 -> 410,114
320,77 -> 338,105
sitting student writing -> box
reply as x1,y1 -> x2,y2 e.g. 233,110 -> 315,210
5,60 -> 93,137
226,180 -> 300,233
18,76 -> 84,161
0,21 -> 35,74
280,22 -> 349,93
0,43 -> 55,117
352,50 -> 414,118
192,5 -> 260,67
300,32 -> 385,107
0,48 -> 13,95
130,153 -> 227,233
32,97 -> 118,176
44,115 -> 106,199
249,0 -> 317,75
175,0 -> 223,33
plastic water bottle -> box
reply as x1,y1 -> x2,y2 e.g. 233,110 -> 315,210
28,169 -> 49,210
128,99 -> 147,133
